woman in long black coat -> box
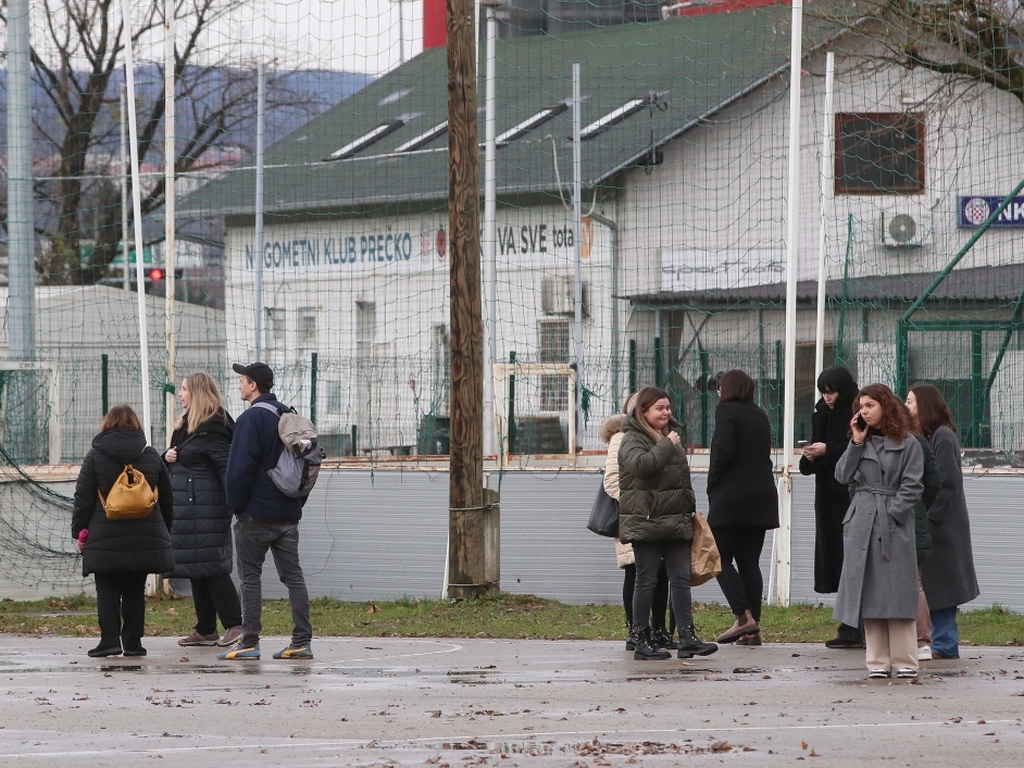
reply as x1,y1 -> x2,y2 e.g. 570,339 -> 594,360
707,370 -> 779,645
71,405 -> 174,658
799,365 -> 863,648
164,372 -> 241,648
907,383 -> 980,660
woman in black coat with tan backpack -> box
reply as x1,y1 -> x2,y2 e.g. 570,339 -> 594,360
72,405 -> 174,658
163,372 -> 242,649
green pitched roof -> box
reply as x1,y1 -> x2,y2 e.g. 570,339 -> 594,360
182,3 -> 842,218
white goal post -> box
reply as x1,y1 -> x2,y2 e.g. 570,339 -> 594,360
0,361 -> 61,465
491,362 -> 577,468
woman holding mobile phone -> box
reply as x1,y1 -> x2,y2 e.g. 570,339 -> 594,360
834,383 -> 924,679
799,365 -> 863,649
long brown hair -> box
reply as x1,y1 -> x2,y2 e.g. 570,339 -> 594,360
100,405 -> 143,433
176,372 -> 226,434
909,382 -> 957,439
856,383 -> 910,440
632,386 -> 672,443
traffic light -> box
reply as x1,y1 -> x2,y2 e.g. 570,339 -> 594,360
144,267 -> 165,294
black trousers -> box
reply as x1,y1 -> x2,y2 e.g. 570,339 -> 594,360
711,524 -> 767,622
623,562 -> 673,632
191,574 -> 243,635
94,571 -> 149,651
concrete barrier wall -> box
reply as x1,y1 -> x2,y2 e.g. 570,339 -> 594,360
257,468 -> 1008,613
11,468 -> 1011,612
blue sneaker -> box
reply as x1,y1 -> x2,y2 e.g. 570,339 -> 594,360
273,643 -> 312,659
218,642 -> 260,660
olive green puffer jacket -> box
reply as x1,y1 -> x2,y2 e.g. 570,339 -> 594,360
617,414 -> 695,544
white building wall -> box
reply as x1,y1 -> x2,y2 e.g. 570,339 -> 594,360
224,205 -> 619,451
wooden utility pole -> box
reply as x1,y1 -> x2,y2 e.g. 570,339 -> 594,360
447,0 -> 498,598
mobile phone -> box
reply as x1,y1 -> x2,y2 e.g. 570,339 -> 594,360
797,440 -> 809,447
855,414 -> 867,430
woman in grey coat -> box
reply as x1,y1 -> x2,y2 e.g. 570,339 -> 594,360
907,383 -> 980,660
834,384 -> 924,679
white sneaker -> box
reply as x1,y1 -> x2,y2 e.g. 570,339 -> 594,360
917,645 -> 932,661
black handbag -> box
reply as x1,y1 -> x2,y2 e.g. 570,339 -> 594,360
586,481 -> 619,538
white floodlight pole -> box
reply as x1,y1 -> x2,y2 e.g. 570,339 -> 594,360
776,0 -> 804,607
814,52 -> 835,379
254,63 -> 266,360
121,86 -> 131,292
572,63 -> 584,456
122,0 -> 153,444
164,0 -> 177,446
482,0 -> 501,457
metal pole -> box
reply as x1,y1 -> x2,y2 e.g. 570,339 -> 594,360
101,354 -> 110,416
164,0 -> 177,447
482,2 -> 499,457
122,0 -> 153,444
121,86 -> 131,291
814,52 -> 835,379
776,0 -> 805,608
310,352 -> 319,426
571,63 -> 584,448
7,0 -> 34,362
254,63 -> 266,360
588,212 -> 618,409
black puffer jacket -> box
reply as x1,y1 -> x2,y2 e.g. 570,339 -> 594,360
617,414 -> 696,544
165,410 -> 235,579
71,428 -> 174,576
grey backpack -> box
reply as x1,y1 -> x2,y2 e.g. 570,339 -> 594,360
254,402 -> 325,498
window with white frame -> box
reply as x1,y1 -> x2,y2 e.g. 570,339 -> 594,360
298,306 -> 317,347
265,307 -> 286,350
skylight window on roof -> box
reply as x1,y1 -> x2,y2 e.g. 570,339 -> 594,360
395,120 -> 449,153
580,97 -> 650,140
328,120 -> 405,160
496,102 -> 569,147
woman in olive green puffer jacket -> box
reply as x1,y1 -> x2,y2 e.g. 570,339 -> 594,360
617,386 -> 718,661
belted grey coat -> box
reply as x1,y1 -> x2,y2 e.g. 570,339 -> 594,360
833,434 -> 924,627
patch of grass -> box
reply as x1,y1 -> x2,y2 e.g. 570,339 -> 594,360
1,593 -> 1021,645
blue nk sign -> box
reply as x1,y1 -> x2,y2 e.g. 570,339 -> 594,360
959,196 -> 1024,228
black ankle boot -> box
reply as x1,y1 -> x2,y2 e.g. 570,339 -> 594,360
625,625 -> 640,651
677,623 -> 718,658
633,627 -> 671,660
650,628 -> 677,649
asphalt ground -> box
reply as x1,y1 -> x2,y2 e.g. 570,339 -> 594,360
0,635 -> 1022,767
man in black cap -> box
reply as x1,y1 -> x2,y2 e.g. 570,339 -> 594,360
220,362 -> 313,660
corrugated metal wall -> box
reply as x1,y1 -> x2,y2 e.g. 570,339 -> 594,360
261,468 -> 1005,613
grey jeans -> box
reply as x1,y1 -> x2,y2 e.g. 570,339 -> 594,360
234,514 -> 312,647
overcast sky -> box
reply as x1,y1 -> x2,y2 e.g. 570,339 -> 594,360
219,0 -> 425,75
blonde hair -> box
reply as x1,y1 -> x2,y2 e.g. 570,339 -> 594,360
632,386 -> 672,444
177,372 -> 225,434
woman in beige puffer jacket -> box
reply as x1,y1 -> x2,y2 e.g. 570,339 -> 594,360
601,407 -> 673,650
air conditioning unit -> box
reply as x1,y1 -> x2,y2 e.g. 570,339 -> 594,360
541,276 -> 587,316
881,206 -> 932,248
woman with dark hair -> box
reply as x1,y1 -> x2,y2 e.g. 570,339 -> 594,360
618,386 -> 718,660
835,384 -> 924,679
706,370 -> 778,645
165,372 -> 242,648
799,364 -> 863,649
71,405 -> 174,657
906,383 -> 980,660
